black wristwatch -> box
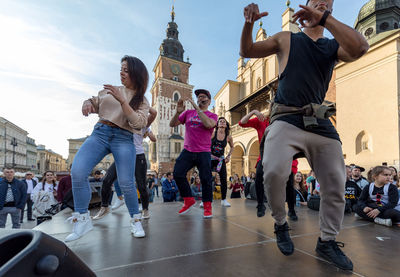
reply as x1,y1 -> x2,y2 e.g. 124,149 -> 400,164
319,10 -> 331,27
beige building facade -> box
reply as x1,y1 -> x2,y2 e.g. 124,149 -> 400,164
338,0 -> 400,170
36,144 -> 67,173
67,137 -> 114,172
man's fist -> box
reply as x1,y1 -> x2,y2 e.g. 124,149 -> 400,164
177,99 -> 185,114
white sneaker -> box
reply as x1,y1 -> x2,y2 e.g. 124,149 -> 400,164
139,204 -> 143,212
354,213 -> 361,219
111,198 -> 125,211
130,214 -> 145,238
92,207 -> 110,220
374,217 -> 392,227
142,209 -> 150,219
65,212 -> 93,242
199,202 -> 204,208
221,199 -> 231,207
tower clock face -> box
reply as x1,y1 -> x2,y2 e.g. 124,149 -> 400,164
170,64 -> 181,75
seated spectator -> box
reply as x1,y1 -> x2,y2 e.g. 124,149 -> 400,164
345,165 -> 362,213
306,170 -> 315,192
293,172 -> 307,205
389,166 -> 398,186
229,174 -> 243,199
350,165 -> 369,189
162,172 -> 178,202
213,173 -> 222,200
354,166 -> 400,227
191,176 -> 202,200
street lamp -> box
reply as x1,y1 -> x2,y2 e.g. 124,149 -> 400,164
10,137 -> 18,168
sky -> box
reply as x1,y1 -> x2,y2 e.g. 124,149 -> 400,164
0,0 -> 367,158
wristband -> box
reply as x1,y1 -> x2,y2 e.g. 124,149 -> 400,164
319,10 -> 331,27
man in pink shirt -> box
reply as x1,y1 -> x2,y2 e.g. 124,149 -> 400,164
170,89 -> 217,218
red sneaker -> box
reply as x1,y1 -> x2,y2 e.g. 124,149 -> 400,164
178,197 -> 196,214
203,202 -> 213,218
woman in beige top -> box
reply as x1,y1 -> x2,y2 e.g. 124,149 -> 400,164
65,55 -> 149,242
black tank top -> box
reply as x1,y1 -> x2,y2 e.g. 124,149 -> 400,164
274,32 -> 340,141
211,133 -> 227,157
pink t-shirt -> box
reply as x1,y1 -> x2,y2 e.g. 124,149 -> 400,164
179,109 -> 218,152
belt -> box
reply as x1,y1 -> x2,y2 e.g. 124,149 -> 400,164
98,120 -> 120,128
4,202 -> 15,207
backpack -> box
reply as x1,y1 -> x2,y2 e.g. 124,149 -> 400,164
307,195 -> 320,211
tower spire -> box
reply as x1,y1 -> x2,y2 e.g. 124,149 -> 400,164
171,3 -> 175,22
171,0 -> 176,22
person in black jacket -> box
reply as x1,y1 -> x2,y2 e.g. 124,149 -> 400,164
344,165 -> 362,213
0,167 -> 27,229
21,171 -> 37,222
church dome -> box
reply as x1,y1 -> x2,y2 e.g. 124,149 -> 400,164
355,0 -> 400,39
356,0 -> 400,27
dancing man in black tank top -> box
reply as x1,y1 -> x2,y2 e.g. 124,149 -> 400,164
240,0 -> 369,270
211,117 -> 234,207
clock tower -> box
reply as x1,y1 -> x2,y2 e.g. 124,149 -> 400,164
149,6 -> 194,174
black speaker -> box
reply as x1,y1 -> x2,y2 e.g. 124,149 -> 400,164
0,230 -> 95,276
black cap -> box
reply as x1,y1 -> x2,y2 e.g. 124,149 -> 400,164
194,89 -> 211,99
351,165 -> 365,172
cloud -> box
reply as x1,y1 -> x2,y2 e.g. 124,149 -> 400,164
0,12 -> 120,158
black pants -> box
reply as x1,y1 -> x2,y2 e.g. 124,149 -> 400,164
101,154 -> 149,210
173,149 -> 213,202
354,205 -> 400,223
286,172 -> 295,212
211,159 -> 227,200
21,193 -> 33,220
255,161 -> 266,205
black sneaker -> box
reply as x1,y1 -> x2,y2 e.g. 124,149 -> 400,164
256,204 -> 266,217
274,222 -> 294,256
288,210 -> 298,221
315,238 -> 353,271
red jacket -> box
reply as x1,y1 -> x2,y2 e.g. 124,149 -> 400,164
239,117 -> 298,173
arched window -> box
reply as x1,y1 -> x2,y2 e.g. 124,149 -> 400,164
256,77 -> 262,89
173,92 -> 180,102
355,131 -> 372,154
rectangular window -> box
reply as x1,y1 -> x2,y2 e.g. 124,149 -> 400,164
175,142 -> 181,153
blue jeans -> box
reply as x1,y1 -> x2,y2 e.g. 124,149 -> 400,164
71,123 -> 139,216
173,149 -> 213,202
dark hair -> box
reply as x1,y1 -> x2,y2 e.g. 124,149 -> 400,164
94,170 -> 101,175
121,55 -> 149,111
42,171 -> 57,188
4,167 -> 14,171
306,0 -> 334,5
389,166 -> 398,182
166,172 -> 173,177
215,117 -> 230,138
371,166 -> 390,179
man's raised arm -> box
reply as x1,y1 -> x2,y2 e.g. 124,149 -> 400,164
240,3 -> 280,58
